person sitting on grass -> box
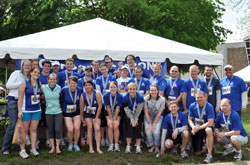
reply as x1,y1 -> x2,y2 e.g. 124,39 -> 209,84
214,98 -> 248,161
160,101 -> 189,158
188,91 -> 214,163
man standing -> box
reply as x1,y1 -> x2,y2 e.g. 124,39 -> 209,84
214,98 -> 248,161
150,63 -> 167,96
204,65 -> 221,114
220,65 -> 247,116
188,91 -> 214,163
77,66 -> 95,91
91,60 -> 102,80
105,56 -> 117,77
165,66 -> 184,109
182,65 -> 208,114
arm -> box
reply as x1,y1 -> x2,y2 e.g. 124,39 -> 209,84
6,72 -> 23,89
79,94 -> 86,125
199,118 -> 214,130
161,129 -> 168,153
176,93 -> 183,104
106,105 -> 113,120
216,90 -> 221,113
241,91 -> 247,113
182,92 -> 188,113
17,82 -> 26,119
133,102 -> 144,121
176,125 -> 188,133
95,91 -> 103,119
114,105 -> 120,120
123,103 -> 134,120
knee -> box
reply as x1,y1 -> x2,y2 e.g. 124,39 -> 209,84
67,127 -> 73,133
205,127 -> 213,136
95,126 -> 101,132
74,127 -> 80,132
230,137 -> 239,144
29,127 -> 37,133
182,130 -> 189,138
108,123 -> 113,129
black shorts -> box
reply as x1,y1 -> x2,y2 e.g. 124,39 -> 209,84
104,111 -> 121,117
124,115 -> 142,139
84,111 -> 101,119
63,111 -> 80,118
166,134 -> 182,145
100,105 -> 107,127
191,129 -> 206,153
38,102 -> 47,128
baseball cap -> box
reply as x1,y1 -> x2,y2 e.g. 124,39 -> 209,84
52,61 -> 60,66
224,64 -> 233,69
121,65 -> 129,70
85,66 -> 93,72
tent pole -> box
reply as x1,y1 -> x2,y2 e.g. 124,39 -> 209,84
5,61 -> 8,103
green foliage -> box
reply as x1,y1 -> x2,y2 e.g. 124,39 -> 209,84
0,0 -> 231,51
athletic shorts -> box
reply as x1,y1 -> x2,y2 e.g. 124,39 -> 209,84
63,111 -> 80,118
191,129 -> 206,153
231,135 -> 248,145
22,111 -> 42,122
166,134 -> 182,145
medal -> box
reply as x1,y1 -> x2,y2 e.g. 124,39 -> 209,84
196,102 -> 206,125
169,78 -> 177,96
190,78 -> 199,95
170,90 -> 174,95
170,113 -> 179,131
65,70 -> 72,86
33,96 -> 38,102
129,95 -> 137,112
102,75 -> 109,94
32,83 -> 39,103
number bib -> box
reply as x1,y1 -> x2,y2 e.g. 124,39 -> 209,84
66,105 -> 76,113
119,89 -> 126,93
168,96 -> 176,101
208,87 -> 213,95
191,88 -> 200,96
222,86 -> 230,95
31,95 -> 40,104
195,118 -> 204,126
86,106 -> 96,115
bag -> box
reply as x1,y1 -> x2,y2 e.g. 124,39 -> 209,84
12,119 -> 26,145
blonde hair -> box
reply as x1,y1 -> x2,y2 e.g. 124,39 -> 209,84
127,82 -> 137,90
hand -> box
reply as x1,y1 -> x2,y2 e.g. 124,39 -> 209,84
218,132 -> 226,139
78,65 -> 82,70
216,108 -> 220,114
172,129 -> 178,139
191,126 -> 199,135
18,112 -> 23,119
151,123 -> 156,133
184,108 -> 188,115
82,119 -> 86,126
241,108 -> 247,114
160,147 -> 165,154
148,123 -> 153,132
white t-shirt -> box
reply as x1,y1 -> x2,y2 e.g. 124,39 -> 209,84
117,77 -> 131,95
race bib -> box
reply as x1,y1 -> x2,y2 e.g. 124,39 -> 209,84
191,88 -> 200,96
222,86 -> 230,95
168,96 -> 176,101
66,105 -> 76,113
86,106 -> 96,115
31,95 -> 40,104
208,87 -> 213,95
195,118 -> 204,126
120,89 -> 126,93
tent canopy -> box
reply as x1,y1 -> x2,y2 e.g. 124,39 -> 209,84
0,18 -> 223,65
234,65 -> 250,83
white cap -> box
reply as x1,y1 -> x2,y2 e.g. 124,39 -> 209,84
224,64 -> 233,69
52,61 -> 60,66
121,65 -> 129,70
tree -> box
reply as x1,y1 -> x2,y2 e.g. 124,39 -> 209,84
0,0 -> 231,51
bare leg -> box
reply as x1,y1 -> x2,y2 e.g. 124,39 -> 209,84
85,118 -> 94,153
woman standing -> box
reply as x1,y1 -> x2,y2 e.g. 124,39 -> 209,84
42,73 -> 63,154
144,85 -> 165,153
122,82 -> 144,154
103,82 -> 123,152
18,67 -> 41,159
61,76 -> 82,152
80,80 -> 103,154
2,60 -> 31,155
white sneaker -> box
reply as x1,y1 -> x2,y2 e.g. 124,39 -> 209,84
136,146 -> 142,154
19,149 -> 29,159
30,148 -> 39,156
222,146 -> 235,156
105,139 -> 110,147
114,144 -> 120,152
46,140 -> 51,148
125,146 -> 131,154
203,154 -> 213,163
101,138 -> 105,147
234,151 -> 242,160
107,144 -> 113,152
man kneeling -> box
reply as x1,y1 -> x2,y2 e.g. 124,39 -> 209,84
161,101 -> 189,158
215,98 -> 248,160
188,91 -> 215,163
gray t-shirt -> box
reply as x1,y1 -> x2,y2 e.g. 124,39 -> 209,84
144,95 -> 165,117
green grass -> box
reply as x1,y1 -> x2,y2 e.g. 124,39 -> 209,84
1,100 -> 250,165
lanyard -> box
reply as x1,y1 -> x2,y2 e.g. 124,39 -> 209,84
204,77 -> 213,87
190,78 -> 199,90
33,84 -> 38,96
136,78 -> 142,91
152,76 -> 159,85
150,99 -> 157,111
129,95 -> 137,112
65,70 -> 72,83
68,88 -> 77,104
196,102 -> 206,121
110,94 -> 117,112
170,113 -> 179,131
222,112 -> 231,130
102,75 -> 109,91
129,68 -> 134,78
86,91 -> 94,107
170,78 -> 177,95
226,76 -> 233,86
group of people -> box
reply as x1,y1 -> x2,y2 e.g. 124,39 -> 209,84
1,54 -> 248,163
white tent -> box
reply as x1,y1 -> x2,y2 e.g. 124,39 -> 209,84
0,18 -> 223,65
234,65 -> 250,83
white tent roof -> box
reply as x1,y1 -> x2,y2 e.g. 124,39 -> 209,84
0,18 -> 223,65
234,65 -> 250,83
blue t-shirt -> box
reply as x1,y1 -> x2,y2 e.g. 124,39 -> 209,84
57,70 -> 79,88
82,90 -> 99,114
122,92 -> 144,111
220,76 -> 247,112
204,77 -> 221,109
181,78 -> 208,109
22,80 -> 41,113
127,66 -> 151,79
149,75 -> 167,92
215,110 -> 247,137
61,86 -> 82,113
128,78 -> 150,95
39,73 -> 49,85
108,67 -> 117,77
162,111 -> 188,134
188,102 -> 215,125
95,75 -> 117,94
165,78 -> 184,108
103,92 -> 123,112
77,77 -> 96,91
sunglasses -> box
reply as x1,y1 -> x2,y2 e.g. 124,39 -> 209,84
105,61 -> 111,64
225,68 -> 232,71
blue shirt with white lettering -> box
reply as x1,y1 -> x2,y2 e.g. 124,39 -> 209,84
165,78 -> 184,108
149,75 -> 167,92
128,78 -> 150,95
95,75 -> 117,94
